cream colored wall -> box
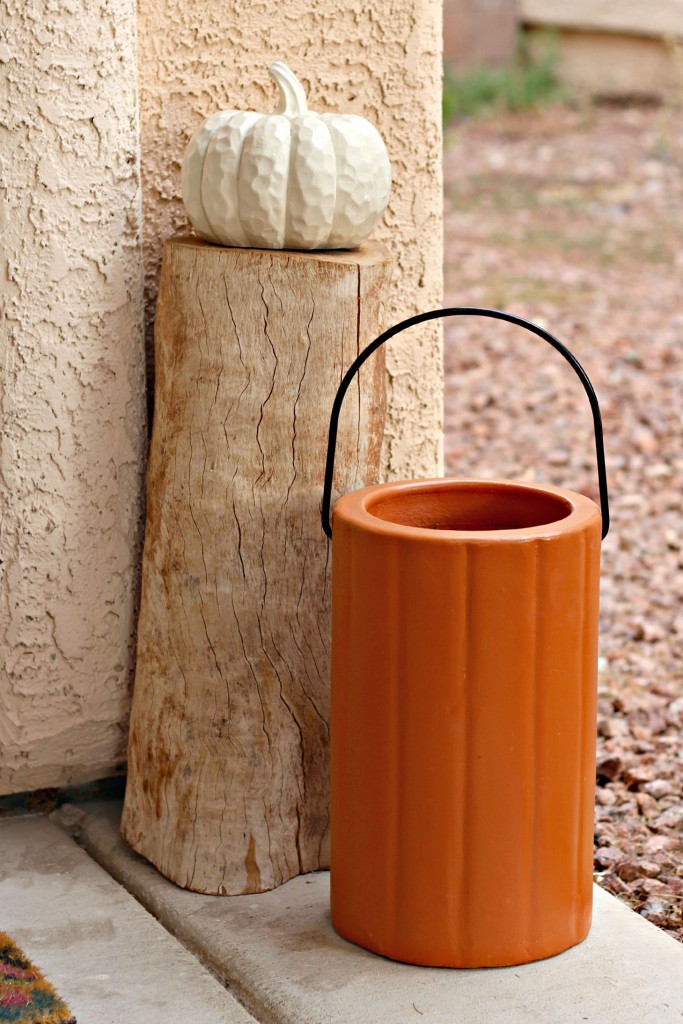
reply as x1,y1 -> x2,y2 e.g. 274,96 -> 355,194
0,0 -> 147,793
521,0 -> 683,38
522,0 -> 683,97
137,0 -> 444,481
528,28 -> 682,97
0,0 -> 443,794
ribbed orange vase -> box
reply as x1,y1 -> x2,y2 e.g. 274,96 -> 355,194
330,477 -> 602,968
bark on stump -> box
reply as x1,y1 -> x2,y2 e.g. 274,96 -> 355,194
121,236 -> 392,894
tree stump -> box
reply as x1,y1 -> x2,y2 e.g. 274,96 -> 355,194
121,236 -> 392,894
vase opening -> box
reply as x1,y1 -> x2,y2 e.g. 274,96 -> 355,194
366,481 -> 574,532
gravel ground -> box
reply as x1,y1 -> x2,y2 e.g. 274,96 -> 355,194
443,103 -> 683,942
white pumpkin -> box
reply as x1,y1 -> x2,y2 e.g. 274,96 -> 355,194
181,62 -> 392,251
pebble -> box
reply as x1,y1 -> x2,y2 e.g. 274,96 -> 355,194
618,861 -> 644,883
624,766 -> 655,789
635,792 -> 659,820
596,755 -> 623,782
595,847 -> 623,870
600,873 -> 627,895
596,787 -> 617,806
643,779 -> 675,798
640,877 -> 665,894
640,899 -> 669,928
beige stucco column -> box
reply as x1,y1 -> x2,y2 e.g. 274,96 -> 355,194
137,0 -> 444,480
0,0 -> 147,792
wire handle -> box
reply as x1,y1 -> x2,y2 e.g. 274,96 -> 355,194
321,307 -> 610,540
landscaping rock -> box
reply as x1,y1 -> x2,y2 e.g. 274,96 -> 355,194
444,104 -> 683,943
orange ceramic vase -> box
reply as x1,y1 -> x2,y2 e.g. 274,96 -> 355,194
330,477 -> 602,967
324,307 -> 608,968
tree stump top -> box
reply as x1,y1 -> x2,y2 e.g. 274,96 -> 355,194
166,233 -> 394,269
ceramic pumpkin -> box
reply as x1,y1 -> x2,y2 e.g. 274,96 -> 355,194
181,62 -> 392,251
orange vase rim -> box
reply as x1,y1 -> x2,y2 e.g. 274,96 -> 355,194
333,477 -> 601,543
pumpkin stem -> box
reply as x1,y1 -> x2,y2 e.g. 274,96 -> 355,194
269,62 -> 308,116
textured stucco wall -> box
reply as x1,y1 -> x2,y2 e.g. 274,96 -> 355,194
0,0 -> 442,794
0,0 -> 147,792
527,29 -> 681,97
521,0 -> 683,38
137,0 -> 444,480
522,0 -> 683,97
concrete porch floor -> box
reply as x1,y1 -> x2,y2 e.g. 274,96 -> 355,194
1,799 -> 682,1023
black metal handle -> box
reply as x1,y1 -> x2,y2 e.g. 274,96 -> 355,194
322,306 -> 610,540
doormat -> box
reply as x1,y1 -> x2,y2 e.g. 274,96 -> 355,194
0,933 -> 75,1024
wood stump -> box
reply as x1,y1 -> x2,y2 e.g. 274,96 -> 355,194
121,236 -> 392,894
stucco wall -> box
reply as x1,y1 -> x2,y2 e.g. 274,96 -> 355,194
137,0 -> 444,480
521,0 -> 683,38
527,29 -> 681,97
522,0 -> 683,97
0,0 -> 147,792
0,0 -> 443,794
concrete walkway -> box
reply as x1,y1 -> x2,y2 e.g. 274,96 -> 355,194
55,800 -> 683,1024
0,814 -> 257,1024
